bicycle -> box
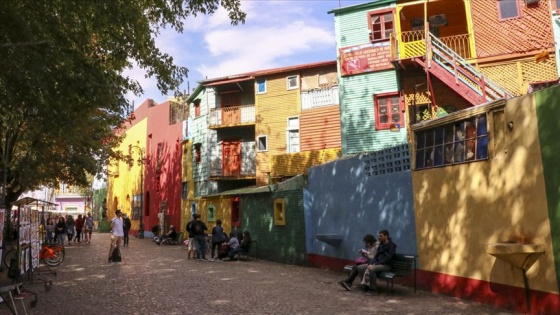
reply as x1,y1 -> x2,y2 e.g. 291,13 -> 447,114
4,243 -> 65,269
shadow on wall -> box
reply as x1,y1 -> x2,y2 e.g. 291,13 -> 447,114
305,147 -> 417,268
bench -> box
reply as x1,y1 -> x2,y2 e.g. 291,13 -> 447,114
344,253 -> 417,293
234,240 -> 258,261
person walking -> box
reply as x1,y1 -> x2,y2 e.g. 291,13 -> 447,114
84,212 -> 94,242
45,218 -> 55,244
185,215 -> 197,259
66,215 -> 75,245
191,214 -> 208,261
123,213 -> 132,247
210,219 -> 226,261
75,214 -> 84,243
54,217 -> 66,245
108,210 -> 124,262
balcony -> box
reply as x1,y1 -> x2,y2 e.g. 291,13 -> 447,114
393,30 -> 473,60
208,104 -> 255,128
301,87 -> 339,110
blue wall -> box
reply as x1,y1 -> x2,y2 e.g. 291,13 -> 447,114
304,150 -> 417,261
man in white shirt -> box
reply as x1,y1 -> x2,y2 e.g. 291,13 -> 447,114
108,210 -> 124,262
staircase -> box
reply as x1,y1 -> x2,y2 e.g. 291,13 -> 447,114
414,32 -> 510,106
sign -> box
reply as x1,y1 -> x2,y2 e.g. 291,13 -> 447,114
339,42 -> 393,77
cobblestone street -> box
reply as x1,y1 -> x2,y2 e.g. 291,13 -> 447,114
14,233 -> 517,315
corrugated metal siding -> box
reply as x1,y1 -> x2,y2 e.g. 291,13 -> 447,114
335,4 -> 395,48
255,72 -> 301,185
241,141 -> 256,175
271,148 -> 341,178
341,70 -> 407,155
300,105 -> 341,151
470,0 -> 554,58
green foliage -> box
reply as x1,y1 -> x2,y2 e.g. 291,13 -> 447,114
416,109 -> 436,122
0,1 -> 245,208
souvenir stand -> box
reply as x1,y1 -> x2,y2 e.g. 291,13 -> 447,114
9,197 -> 57,303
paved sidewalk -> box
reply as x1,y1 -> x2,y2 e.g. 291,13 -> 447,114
15,233 -> 516,314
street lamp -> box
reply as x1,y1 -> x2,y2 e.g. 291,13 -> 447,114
128,144 -> 146,239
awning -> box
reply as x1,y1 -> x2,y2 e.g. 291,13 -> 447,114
12,197 -> 58,207
205,76 -> 254,86
207,185 -> 270,197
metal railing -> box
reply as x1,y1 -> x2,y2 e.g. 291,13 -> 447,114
301,87 -> 339,110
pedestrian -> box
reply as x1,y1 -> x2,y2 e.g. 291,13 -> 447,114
45,218 -> 55,244
75,214 -> 84,243
66,215 -> 75,245
55,216 -> 66,245
210,219 -> 226,261
84,212 -> 94,242
108,210 -> 124,262
123,213 -> 132,247
191,214 -> 208,261
185,214 -> 197,259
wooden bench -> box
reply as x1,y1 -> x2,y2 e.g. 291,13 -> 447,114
344,253 -> 417,293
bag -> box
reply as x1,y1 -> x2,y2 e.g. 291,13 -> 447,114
361,268 -> 370,286
111,246 -> 122,262
355,256 -> 368,264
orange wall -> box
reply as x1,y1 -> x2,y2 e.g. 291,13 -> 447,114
300,105 -> 341,151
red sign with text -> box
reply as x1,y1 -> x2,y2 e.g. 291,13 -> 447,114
339,42 -> 393,77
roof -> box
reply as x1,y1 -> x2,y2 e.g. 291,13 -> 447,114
200,60 -> 336,86
207,185 -> 270,197
12,197 -> 58,207
328,0 -> 395,14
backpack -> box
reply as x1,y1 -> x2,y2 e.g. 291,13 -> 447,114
124,218 -> 132,230
111,246 -> 122,262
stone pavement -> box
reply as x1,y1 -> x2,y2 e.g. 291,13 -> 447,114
11,233 -> 516,315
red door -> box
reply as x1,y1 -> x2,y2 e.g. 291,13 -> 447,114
221,92 -> 241,125
222,141 -> 241,176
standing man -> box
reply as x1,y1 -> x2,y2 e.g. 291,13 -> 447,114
108,210 -> 124,262
185,214 -> 197,259
192,214 -> 208,261
83,212 -> 94,242
123,213 -> 132,247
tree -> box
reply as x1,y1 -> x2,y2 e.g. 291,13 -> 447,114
0,1 -> 246,209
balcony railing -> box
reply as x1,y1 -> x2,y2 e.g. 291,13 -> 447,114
396,30 -> 472,60
208,104 -> 255,128
301,87 -> 339,110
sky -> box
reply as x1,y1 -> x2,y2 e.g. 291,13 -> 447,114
126,0 -> 367,107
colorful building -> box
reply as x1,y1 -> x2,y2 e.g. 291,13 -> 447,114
106,99 -> 185,238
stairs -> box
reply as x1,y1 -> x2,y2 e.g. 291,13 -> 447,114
415,32 -> 510,106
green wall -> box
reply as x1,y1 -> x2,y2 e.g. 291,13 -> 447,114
535,86 -> 560,291
241,190 -> 307,265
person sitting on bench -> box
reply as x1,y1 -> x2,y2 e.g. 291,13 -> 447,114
228,231 -> 251,260
339,229 -> 396,294
338,234 -> 379,291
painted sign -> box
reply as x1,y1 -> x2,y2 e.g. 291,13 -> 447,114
339,41 -> 393,76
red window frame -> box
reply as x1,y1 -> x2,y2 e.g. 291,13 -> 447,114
367,9 -> 395,42
374,92 -> 403,130
497,0 -> 521,21
553,0 -> 560,13
231,197 -> 241,227
193,99 -> 201,118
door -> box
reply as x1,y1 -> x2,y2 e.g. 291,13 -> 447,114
221,92 -> 241,125
222,141 -> 241,176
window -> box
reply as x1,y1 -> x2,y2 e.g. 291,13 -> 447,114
194,143 -> 201,163
182,182 -> 187,200
274,198 -> 286,226
256,78 -> 267,94
554,0 -> 560,12
231,197 -> 241,227
497,0 -> 520,20
287,75 -> 299,90
193,99 -> 201,118
287,117 -> 300,153
415,114 -> 488,170
374,93 -> 403,130
257,135 -> 268,152
368,10 -> 394,41
207,205 -> 215,222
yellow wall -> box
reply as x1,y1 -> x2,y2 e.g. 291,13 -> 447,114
255,72 -> 301,185
412,94 -> 557,293
270,148 -> 341,178
186,196 -> 233,236
180,139 -> 195,238
106,118 -> 147,232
